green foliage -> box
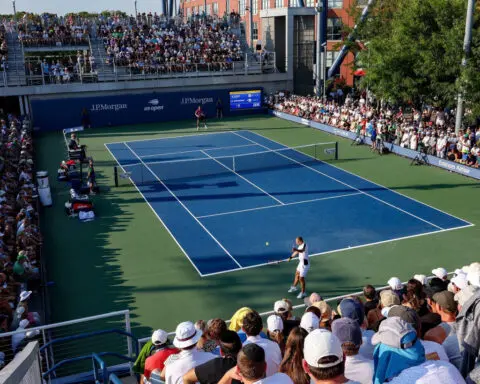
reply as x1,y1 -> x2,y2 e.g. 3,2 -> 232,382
353,0 -> 480,110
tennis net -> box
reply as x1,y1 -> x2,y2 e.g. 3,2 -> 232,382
114,141 -> 338,187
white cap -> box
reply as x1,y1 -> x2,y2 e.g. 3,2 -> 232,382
151,329 -> 168,345
413,274 -> 428,286
454,285 -> 478,306
18,319 -> 29,329
467,263 -> 480,288
300,312 -> 319,333
173,321 -> 202,349
274,300 -> 289,314
267,315 -> 284,333
303,329 -> 344,368
432,267 -> 448,280
388,277 -> 403,291
19,291 -> 32,302
451,273 -> 468,290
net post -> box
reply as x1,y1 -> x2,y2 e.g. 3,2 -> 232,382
335,142 -> 338,160
114,166 -> 118,187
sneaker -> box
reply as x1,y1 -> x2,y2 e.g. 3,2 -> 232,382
287,286 -> 298,293
297,292 -> 307,299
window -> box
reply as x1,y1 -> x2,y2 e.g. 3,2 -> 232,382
239,0 -> 246,16
326,50 -> 340,68
252,0 -> 258,14
186,7 -> 191,17
252,22 -> 258,39
275,0 -> 283,8
199,5 -> 204,14
328,0 -> 343,8
213,2 -> 219,14
305,0 -> 315,6
327,17 -> 342,40
206,4 -> 211,15
290,0 -> 300,6
262,0 -> 270,9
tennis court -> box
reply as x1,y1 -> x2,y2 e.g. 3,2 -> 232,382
105,130 -> 473,277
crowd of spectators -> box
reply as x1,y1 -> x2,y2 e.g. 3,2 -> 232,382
0,113 -> 43,366
25,51 -> 96,84
274,94 -> 480,168
134,263 -> 480,384
97,18 -> 243,75
0,25 -> 8,71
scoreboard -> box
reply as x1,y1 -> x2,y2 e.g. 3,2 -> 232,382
229,90 -> 262,110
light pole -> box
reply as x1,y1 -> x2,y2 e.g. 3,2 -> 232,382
134,0 -> 138,19
315,3 -> 323,97
364,41 -> 370,107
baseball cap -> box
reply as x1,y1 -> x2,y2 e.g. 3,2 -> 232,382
372,317 -> 417,349
151,329 -> 169,345
331,318 -> 362,346
173,321 -> 202,348
388,305 -> 420,330
380,290 -> 400,307
433,291 -> 457,313
338,298 -> 364,326
267,315 -> 284,333
454,285 -> 478,307
300,312 -> 320,333
467,263 -> 480,288
303,329 -> 343,368
451,272 -> 468,290
274,300 -> 289,314
388,277 -> 403,291
432,267 -> 448,279
413,274 -> 428,286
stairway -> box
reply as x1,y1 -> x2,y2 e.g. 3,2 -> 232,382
5,31 -> 26,86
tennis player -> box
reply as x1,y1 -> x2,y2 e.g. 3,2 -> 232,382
195,105 -> 207,130
287,237 -> 309,299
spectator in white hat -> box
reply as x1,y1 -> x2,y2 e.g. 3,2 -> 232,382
300,312 -> 319,334
450,272 -> 468,293
387,277 -> 404,299
302,329 -> 359,383
331,318 -> 373,384
466,262 -> 480,288
274,299 -> 300,337
242,310 -> 282,377
455,285 -> 478,311
266,315 -> 285,354
413,274 -> 428,286
432,267 -> 449,282
163,321 -> 216,384
143,329 -> 179,381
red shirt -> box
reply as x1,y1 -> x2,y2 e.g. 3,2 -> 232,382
143,347 -> 179,379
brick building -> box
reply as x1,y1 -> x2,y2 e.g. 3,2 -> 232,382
181,0 -> 366,92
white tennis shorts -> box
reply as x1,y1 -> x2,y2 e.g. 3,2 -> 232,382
297,264 -> 310,278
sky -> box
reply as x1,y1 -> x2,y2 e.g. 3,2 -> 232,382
0,0 -> 164,16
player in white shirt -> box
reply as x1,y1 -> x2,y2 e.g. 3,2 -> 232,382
287,237 -> 310,299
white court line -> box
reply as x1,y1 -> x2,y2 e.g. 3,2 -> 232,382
247,130 -> 475,227
123,141 -> 244,270
105,129 -> 233,145
200,150 -> 285,206
197,192 -> 362,219
233,131 -> 445,231
104,143 -> 206,277
140,143 -> 259,159
200,223 -> 474,277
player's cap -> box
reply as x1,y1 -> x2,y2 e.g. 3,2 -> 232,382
267,315 -> 284,333
274,300 -> 289,314
303,329 -> 343,368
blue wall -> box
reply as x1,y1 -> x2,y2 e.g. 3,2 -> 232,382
31,88 -> 263,131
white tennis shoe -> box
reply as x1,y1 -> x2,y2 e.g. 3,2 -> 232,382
288,286 -> 298,293
297,292 -> 307,299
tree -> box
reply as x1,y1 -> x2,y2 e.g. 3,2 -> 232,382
352,0 -> 480,111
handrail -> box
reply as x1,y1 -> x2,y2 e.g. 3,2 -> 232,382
42,351 -> 134,379
92,352 -> 108,383
109,373 -> 124,384
39,328 -> 139,356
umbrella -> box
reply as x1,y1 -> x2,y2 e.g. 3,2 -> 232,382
354,69 -> 366,76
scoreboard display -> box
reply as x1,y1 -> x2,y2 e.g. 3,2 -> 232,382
229,90 -> 262,110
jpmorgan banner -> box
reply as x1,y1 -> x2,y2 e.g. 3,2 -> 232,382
31,88 -> 262,131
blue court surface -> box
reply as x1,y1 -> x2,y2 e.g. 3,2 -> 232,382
106,130 -> 473,277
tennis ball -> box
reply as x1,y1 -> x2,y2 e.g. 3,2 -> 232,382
266,242 -> 269,246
